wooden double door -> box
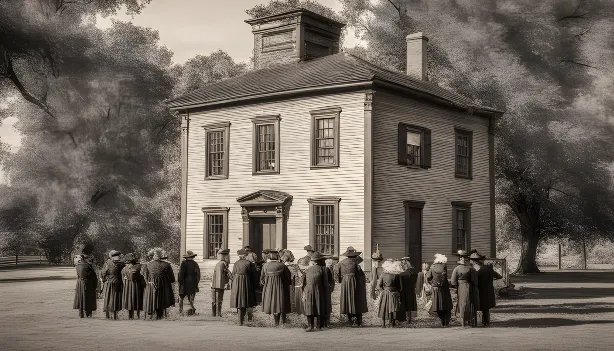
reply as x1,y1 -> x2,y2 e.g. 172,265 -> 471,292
250,217 -> 277,260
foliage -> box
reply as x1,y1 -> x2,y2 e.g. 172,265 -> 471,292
246,0 -> 343,22
340,0 -> 614,273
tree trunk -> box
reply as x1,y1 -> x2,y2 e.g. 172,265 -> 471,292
516,225 -> 541,274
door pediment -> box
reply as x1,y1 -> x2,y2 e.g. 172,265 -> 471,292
236,190 -> 292,207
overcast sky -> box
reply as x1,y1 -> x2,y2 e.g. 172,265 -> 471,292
0,0 -> 362,177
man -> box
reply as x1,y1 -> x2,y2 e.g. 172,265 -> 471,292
230,249 -> 256,325
73,253 -> 98,318
301,252 -> 332,332
160,250 -> 176,317
336,247 -> 368,327
398,256 -> 418,324
260,249 -> 291,326
470,250 -> 503,327
211,249 -> 231,317
297,245 -> 314,267
178,250 -> 200,315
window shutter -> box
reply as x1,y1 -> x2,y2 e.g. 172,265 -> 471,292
421,128 -> 432,168
452,208 -> 458,253
466,208 -> 471,251
468,133 -> 473,177
398,123 -> 407,165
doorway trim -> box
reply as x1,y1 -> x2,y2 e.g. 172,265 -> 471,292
404,200 -> 425,270
237,190 -> 293,250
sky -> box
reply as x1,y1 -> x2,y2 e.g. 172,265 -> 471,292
0,0 -> 363,182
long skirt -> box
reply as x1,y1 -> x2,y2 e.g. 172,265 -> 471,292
290,285 -> 303,314
455,281 -> 478,321
122,280 -> 143,311
143,277 -> 166,314
261,275 -> 290,314
164,278 -> 175,308
339,273 -> 368,315
429,285 -> 453,313
73,279 -> 97,311
302,285 -> 330,317
230,273 -> 256,309
378,290 -> 401,320
102,280 -> 123,312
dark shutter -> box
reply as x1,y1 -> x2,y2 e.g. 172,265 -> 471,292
421,128 -> 432,168
468,132 -> 473,177
398,123 -> 407,165
452,208 -> 458,253
466,208 -> 472,251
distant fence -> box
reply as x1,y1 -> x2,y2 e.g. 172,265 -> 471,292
0,254 -> 49,267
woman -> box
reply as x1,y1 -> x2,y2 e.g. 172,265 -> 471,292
101,250 -> 124,320
281,249 -> 303,315
121,253 -> 143,320
260,249 -> 292,326
416,263 -> 430,300
370,249 -> 384,300
301,252 -> 333,332
398,257 -> 418,323
336,247 -> 368,327
230,249 -> 256,325
451,250 -> 479,327
376,259 -> 404,328
160,250 -> 176,318
142,248 -> 169,320
426,254 -> 453,327
470,250 -> 503,327
73,253 -> 97,318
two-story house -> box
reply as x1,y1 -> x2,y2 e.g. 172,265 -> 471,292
166,9 -> 503,271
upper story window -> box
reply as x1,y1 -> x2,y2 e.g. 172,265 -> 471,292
204,122 -> 230,180
455,128 -> 473,179
398,123 -> 431,168
252,115 -> 281,174
310,107 -> 341,168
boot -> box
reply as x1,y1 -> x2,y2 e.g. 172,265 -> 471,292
105,311 -> 110,319
347,314 -> 354,326
137,311 -> 140,319
217,304 -> 222,318
382,318 -> 386,328
274,314 -> 280,326
212,304 -> 217,317
239,308 -> 246,326
305,316 -> 314,332
356,314 -> 363,327
390,313 -> 396,327
79,309 -> 84,318
281,313 -> 287,325
316,316 -> 323,331
179,298 -> 184,315
128,310 -> 133,320
247,308 -> 253,322
113,312 -> 118,320
85,310 -> 92,318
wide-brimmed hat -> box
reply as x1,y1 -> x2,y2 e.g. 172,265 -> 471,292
433,253 -> 447,264
108,250 -> 121,258
267,249 -> 279,254
237,249 -> 246,256
310,252 -> 326,262
183,251 -> 197,258
342,246 -> 361,257
453,249 -> 469,257
123,253 -> 136,263
470,250 -> 486,261
217,249 -> 230,255
382,260 -> 405,274
304,245 -> 314,252
244,246 -> 253,251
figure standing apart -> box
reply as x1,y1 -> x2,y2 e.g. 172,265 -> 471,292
301,252 -> 333,332
178,250 -> 200,315
230,249 -> 256,325
336,247 -> 368,327
260,249 -> 292,326
211,249 -> 231,317
451,250 -> 479,327
101,250 -> 124,320
470,250 -> 503,327
426,254 -> 453,327
73,252 -> 98,318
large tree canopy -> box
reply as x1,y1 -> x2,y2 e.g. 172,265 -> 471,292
340,0 -> 614,273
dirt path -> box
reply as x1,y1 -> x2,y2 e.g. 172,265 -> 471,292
1,267 -> 614,351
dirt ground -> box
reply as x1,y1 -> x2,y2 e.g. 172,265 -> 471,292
1,266 -> 614,351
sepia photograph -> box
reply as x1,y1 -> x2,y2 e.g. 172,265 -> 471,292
1,0 -> 613,350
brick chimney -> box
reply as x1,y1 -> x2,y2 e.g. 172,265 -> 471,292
406,32 -> 429,81
246,9 -> 345,70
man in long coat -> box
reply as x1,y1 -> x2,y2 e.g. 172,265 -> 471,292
301,252 -> 333,332
178,250 -> 200,315
211,249 -> 231,317
73,253 -> 98,318
398,256 -> 418,323
297,245 -> 314,267
230,249 -> 256,325
336,247 -> 368,327
260,249 -> 292,326
470,250 -> 503,327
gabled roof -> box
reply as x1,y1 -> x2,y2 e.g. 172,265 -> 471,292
166,53 -> 503,115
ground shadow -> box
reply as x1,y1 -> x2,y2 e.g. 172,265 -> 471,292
511,271 -> 614,284
493,302 -> 614,314
0,276 -> 75,283
518,287 -> 614,299
493,317 -> 614,328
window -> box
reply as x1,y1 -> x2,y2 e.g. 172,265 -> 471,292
252,115 -> 280,174
455,128 -> 473,178
311,107 -> 341,168
398,123 -> 431,168
204,122 -> 230,179
202,207 -> 229,259
451,201 -> 471,253
308,197 -> 340,256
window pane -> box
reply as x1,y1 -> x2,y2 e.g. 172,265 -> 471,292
208,131 -> 225,176
313,204 -> 335,255
207,214 -> 224,258
456,209 -> 466,250
407,131 -> 421,146
456,134 -> 469,176
315,117 -> 336,165
257,124 -> 276,171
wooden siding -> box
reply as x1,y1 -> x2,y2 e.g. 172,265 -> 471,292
372,90 -> 492,264
185,91 -> 366,269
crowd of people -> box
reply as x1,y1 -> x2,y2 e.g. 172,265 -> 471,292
73,243 -> 502,330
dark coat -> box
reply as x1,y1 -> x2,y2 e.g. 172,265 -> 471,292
399,268 -> 418,314
301,264 -> 332,316
287,263 -> 303,314
142,260 -> 168,313
451,264 -> 479,320
336,257 -> 368,315
178,260 -> 200,296
377,272 -> 402,319
475,264 -> 503,311
73,261 -> 98,311
121,263 -> 143,311
162,261 -> 176,307
370,266 -> 383,300
101,259 -> 124,312
426,263 -> 453,312
260,261 -> 291,314
230,258 -> 256,309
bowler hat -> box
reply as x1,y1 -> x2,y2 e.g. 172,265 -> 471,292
310,252 -> 326,261
341,246 -> 361,257
123,253 -> 136,263
217,249 -> 230,255
183,251 -> 197,258
237,249 -> 246,256
304,245 -> 314,252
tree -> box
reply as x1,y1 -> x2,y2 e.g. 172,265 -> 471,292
340,0 -> 614,273
246,0 -> 342,21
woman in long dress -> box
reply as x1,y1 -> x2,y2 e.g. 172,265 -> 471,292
301,252 -> 333,332
336,247 -> 368,327
426,254 -> 453,327
281,249 -> 303,315
470,250 -> 503,327
376,260 -> 404,328
142,248 -> 169,319
260,250 -> 292,326
451,250 -> 479,327
230,249 -> 256,325
121,253 -> 143,320
398,257 -> 418,323
73,254 -> 97,318
101,250 -> 124,320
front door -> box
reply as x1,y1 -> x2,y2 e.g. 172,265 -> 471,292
250,217 -> 277,260
405,206 -> 422,270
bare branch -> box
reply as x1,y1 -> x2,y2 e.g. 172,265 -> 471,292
574,26 -> 592,38
386,0 -> 401,12
560,59 -> 597,68
557,2 -> 590,22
